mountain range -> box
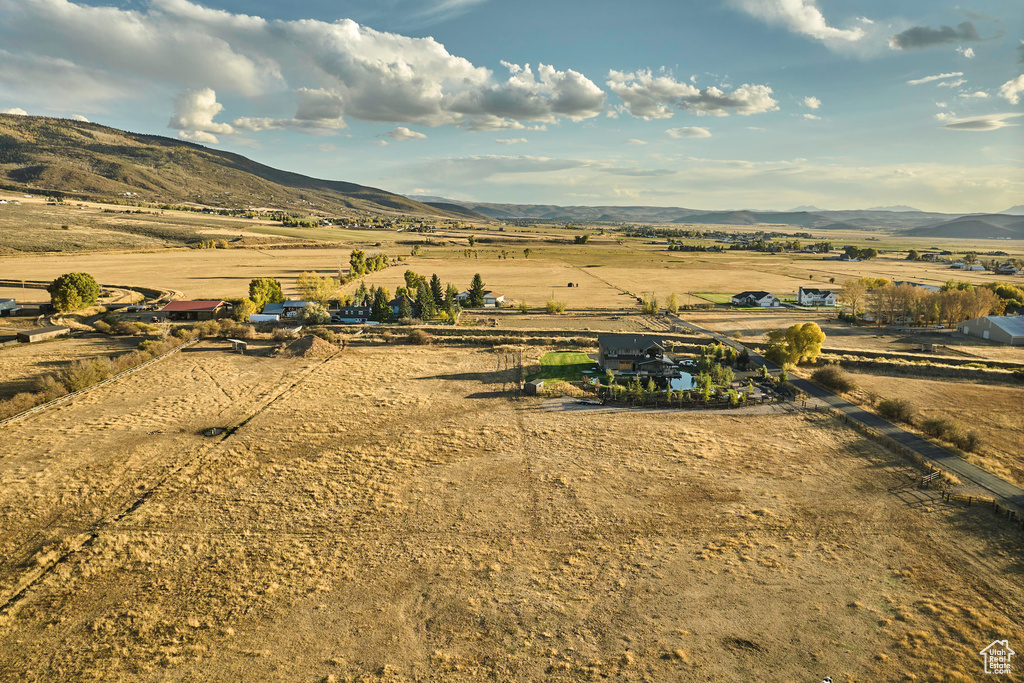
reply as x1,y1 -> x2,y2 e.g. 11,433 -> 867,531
0,115 -> 1017,240
408,196 -> 1016,237
0,114 -> 451,217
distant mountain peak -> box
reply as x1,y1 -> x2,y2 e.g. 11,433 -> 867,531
866,205 -> 922,212
788,205 -> 824,212
1001,205 -> 1024,216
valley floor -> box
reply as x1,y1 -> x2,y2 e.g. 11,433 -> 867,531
1,343 -> 1021,681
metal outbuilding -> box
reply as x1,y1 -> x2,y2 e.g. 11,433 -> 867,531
17,326 -> 70,343
957,316 -> 1024,345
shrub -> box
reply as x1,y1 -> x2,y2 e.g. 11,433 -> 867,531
193,320 -> 222,338
61,358 -> 112,391
920,417 -> 950,439
272,328 -> 297,342
0,392 -> 43,420
811,365 -> 856,393
93,320 -> 112,334
407,329 -> 432,345
545,299 -> 566,314
952,429 -> 981,453
34,375 -> 69,401
111,320 -> 142,336
877,398 -> 915,424
307,327 -> 338,344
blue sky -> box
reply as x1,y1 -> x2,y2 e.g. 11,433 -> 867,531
0,0 -> 1021,212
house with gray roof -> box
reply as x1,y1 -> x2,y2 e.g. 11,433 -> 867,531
597,334 -> 675,377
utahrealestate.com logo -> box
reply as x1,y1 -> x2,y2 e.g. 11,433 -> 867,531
981,640 -> 1014,675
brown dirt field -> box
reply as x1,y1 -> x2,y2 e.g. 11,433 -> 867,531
1,344 -> 1022,681
844,371 -> 1024,488
0,335 -> 143,399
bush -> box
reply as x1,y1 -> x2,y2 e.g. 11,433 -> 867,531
877,398 -> 915,424
951,429 -> 981,452
272,328 -> 297,342
545,299 -> 566,314
407,329 -> 432,345
111,320 -> 142,336
811,365 -> 856,393
193,320 -> 222,338
0,392 -> 43,420
93,320 -> 112,334
307,327 -> 338,344
61,358 -> 112,391
920,417 -> 950,439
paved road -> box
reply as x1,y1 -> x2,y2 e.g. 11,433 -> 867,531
668,314 -> 1024,511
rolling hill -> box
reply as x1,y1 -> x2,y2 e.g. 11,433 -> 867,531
0,114 -> 453,217
906,214 -> 1024,239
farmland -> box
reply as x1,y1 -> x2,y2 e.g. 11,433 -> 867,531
1,343 -> 1021,681
1,190 -> 1024,681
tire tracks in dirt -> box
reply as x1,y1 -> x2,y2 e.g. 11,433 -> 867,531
0,350 -> 340,627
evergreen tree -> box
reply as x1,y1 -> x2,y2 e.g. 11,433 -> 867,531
468,273 -> 485,308
371,287 -> 392,323
398,295 -> 413,320
416,285 -> 435,320
429,274 -> 444,308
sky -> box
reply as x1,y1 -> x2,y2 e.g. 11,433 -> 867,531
0,0 -> 1021,213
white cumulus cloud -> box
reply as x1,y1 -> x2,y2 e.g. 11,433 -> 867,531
958,91 -> 988,99
728,0 -> 865,43
0,0 -> 606,134
387,126 -> 427,141
800,96 -> 821,109
803,113 -> 821,120
956,46 -> 975,58
607,70 -> 777,119
168,87 -> 235,143
999,75 -> 1024,104
70,114 -> 89,121
495,137 -> 528,144
1,107 -> 27,115
666,126 -> 712,138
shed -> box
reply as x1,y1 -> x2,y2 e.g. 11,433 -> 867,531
227,338 -> 247,354
525,379 -> 545,396
17,325 -> 70,343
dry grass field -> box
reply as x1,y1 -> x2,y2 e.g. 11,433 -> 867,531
844,372 -> 1024,488
0,335 -> 143,399
1,343 -> 1021,681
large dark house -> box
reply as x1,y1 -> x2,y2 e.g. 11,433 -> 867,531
597,334 -> 676,377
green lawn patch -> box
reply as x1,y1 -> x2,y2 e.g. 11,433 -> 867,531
692,292 -> 734,304
527,351 -> 599,382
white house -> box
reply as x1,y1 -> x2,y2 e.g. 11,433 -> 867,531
732,291 -> 781,307
797,287 -> 837,307
456,290 -> 505,307
957,315 -> 1024,345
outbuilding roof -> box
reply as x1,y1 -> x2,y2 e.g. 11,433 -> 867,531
160,300 -> 226,312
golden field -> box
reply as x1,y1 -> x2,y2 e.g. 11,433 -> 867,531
0,343 -> 1021,681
